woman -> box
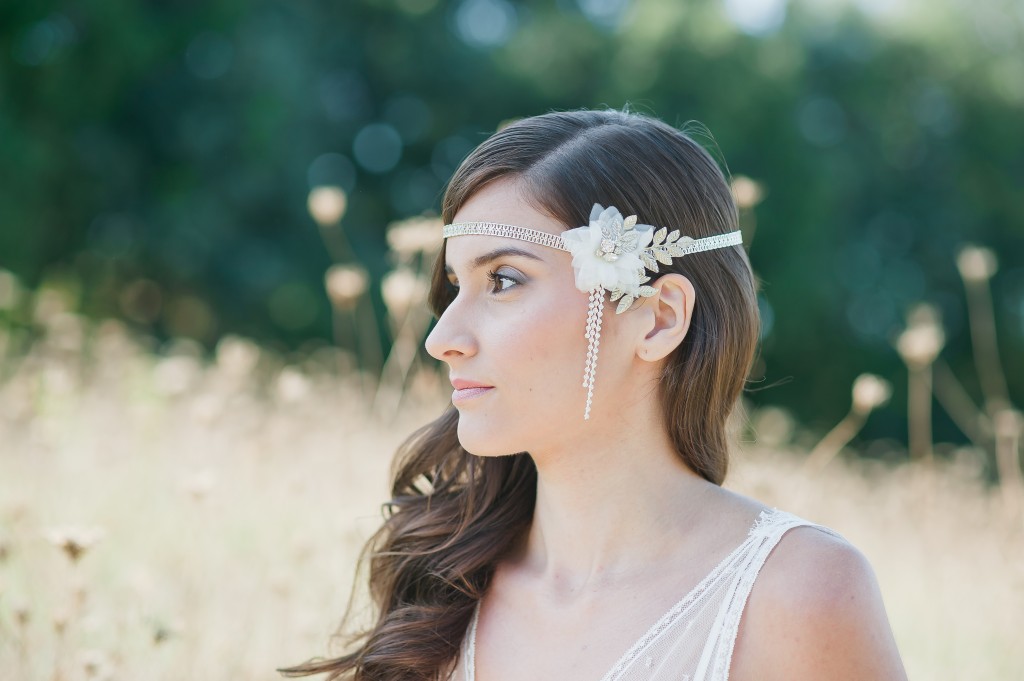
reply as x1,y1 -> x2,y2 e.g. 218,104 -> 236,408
281,109 -> 908,680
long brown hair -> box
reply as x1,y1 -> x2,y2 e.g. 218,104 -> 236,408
279,109 -> 760,680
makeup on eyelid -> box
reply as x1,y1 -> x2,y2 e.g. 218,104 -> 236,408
442,246 -> 545,280
448,268 -> 523,294
487,269 -> 521,292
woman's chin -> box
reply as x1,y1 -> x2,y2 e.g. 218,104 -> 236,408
456,421 -> 516,458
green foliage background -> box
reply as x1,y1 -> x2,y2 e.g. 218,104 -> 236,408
1,0 -> 1022,448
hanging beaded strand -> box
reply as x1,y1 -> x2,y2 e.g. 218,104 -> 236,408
582,287 -> 604,420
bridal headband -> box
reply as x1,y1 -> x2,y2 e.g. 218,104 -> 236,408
442,204 -> 744,420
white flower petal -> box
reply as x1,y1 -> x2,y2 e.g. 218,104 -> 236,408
561,226 -> 592,253
602,260 -> 631,289
574,263 -> 606,291
634,225 -> 655,248
598,205 -> 621,225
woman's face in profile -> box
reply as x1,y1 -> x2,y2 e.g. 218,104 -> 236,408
425,179 -> 636,457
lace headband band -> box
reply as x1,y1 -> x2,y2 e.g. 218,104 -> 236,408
442,221 -> 743,256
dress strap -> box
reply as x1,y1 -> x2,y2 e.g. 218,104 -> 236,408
696,509 -> 844,680
464,601 -> 481,681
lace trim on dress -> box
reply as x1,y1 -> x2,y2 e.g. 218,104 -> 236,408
709,514 -> 843,680
597,509 -> 777,681
465,602 -> 479,681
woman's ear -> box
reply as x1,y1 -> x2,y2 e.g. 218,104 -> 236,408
635,273 -> 693,362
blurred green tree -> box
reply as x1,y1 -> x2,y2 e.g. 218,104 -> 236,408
1,0 -> 1021,450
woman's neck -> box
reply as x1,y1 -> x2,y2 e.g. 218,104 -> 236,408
510,421 -> 717,600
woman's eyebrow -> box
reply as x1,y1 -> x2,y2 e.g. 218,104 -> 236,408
444,246 -> 545,276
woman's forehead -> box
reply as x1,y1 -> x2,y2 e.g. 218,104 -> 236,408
443,236 -> 551,275
451,179 -> 564,236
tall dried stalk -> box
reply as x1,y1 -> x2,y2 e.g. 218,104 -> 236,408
956,245 -> 1022,519
896,304 -> 945,464
308,186 -> 354,263
806,373 -> 891,471
956,247 -> 1010,410
373,268 -> 431,419
932,359 -> 992,449
325,264 -> 381,399
994,409 -> 1024,520
311,188 -> 386,394
371,217 -> 443,417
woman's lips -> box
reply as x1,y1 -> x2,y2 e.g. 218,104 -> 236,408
450,377 -> 494,404
452,386 -> 494,403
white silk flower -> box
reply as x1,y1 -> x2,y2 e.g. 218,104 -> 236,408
561,204 -> 654,295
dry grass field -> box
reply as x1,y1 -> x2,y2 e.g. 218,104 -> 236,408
0,318 -> 1021,680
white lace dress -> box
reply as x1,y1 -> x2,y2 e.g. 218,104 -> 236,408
453,508 -> 842,681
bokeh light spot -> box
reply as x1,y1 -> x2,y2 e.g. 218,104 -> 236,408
846,288 -> 898,344
797,96 -> 848,147
319,71 -> 372,122
0,270 -> 22,310
431,136 -> 474,180
383,95 -> 433,144
308,153 -> 357,193
454,0 -> 517,48
185,32 -> 234,80
397,0 -> 440,16
269,282 -> 320,331
390,168 -> 442,216
723,0 -> 787,36
12,14 -> 76,66
89,213 -> 138,259
914,84 -> 958,137
225,240 -> 288,295
307,186 -> 348,226
577,0 -> 632,29
119,279 -> 163,325
164,296 -> 217,342
353,124 -> 403,174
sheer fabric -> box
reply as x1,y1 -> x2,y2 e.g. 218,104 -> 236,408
453,508 -> 841,681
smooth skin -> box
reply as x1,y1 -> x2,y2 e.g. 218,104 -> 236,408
426,178 -> 907,681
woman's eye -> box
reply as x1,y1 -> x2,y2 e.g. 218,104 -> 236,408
446,270 -> 522,295
487,270 -> 521,293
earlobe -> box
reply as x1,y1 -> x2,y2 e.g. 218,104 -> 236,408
638,274 -> 692,361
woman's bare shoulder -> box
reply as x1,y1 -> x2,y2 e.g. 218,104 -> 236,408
730,523 -> 908,681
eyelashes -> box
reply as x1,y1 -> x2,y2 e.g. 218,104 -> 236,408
485,268 -> 521,294
446,268 -> 523,295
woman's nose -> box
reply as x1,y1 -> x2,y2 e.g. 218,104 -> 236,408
424,303 -> 478,363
